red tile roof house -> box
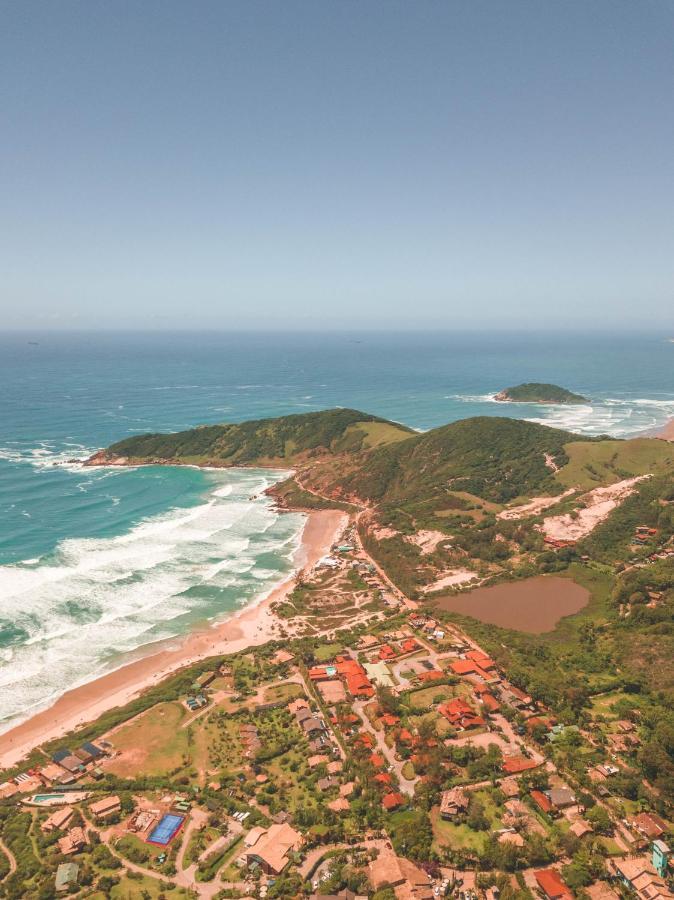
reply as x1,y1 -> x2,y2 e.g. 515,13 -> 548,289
308,666 -> 334,681
449,659 -> 499,683
481,693 -> 500,714
438,698 -> 485,730
335,656 -> 375,698
378,644 -> 398,661
531,790 -> 554,815
418,670 -> 445,683
382,792 -> 405,811
534,869 -> 574,900
466,649 -> 497,669
380,713 -> 400,728
369,753 -> 386,769
502,756 -> 539,775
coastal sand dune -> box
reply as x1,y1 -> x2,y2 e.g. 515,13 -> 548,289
540,476 -> 649,542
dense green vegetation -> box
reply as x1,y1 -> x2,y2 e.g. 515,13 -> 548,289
96,408 -> 413,465
495,382 -> 588,403
327,417 -> 592,505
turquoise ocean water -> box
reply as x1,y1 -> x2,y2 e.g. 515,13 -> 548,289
0,330 -> 673,730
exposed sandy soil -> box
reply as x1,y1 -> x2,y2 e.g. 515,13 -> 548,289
372,525 -> 398,540
433,575 -> 590,633
657,418 -> 674,441
544,453 -> 560,472
406,529 -> 448,554
422,569 -> 478,593
540,476 -> 649,541
498,489 -> 575,521
0,508 -> 347,770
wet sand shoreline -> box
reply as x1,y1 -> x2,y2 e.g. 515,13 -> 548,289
0,507 -> 347,771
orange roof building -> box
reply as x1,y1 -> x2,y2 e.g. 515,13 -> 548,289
534,869 -> 573,900
382,792 -> 405,811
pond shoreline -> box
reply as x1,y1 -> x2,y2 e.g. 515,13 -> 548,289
433,575 -> 590,633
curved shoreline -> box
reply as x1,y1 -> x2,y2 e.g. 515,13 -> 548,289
0,507 -> 347,771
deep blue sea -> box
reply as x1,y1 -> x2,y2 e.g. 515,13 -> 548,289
1,330 -> 673,729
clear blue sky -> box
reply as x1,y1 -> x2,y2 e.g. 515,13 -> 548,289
2,1 -> 673,330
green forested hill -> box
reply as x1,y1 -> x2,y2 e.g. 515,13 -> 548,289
496,382 -> 588,403
324,416 -> 590,505
88,408 -> 414,466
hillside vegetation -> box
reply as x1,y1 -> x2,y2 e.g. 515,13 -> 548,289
556,438 -> 674,490
89,408 -> 413,467
495,382 -> 588,403
322,416 -> 587,506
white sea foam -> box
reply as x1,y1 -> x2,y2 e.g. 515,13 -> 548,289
449,392 -> 674,437
0,441 -> 97,471
0,468 -> 304,731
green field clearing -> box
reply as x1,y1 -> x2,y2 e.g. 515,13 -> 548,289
314,643 -> 344,662
107,702 -> 188,777
408,683 -> 465,710
557,439 -> 674,490
431,790 -> 505,853
589,691 -> 633,718
263,682 -> 304,704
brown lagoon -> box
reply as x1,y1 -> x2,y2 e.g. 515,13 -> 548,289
434,575 -> 589,633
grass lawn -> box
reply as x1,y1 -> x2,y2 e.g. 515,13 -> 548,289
431,807 -> 488,853
599,836 -> 624,856
557,439 -> 674,491
314,643 -> 344,662
262,682 -> 304,704
589,691 -> 633,719
263,744 -> 322,815
408,683 -> 463,710
194,713 -> 244,774
401,761 -> 415,780
107,702 -> 188,777
431,790 -> 504,854
104,873 -> 188,898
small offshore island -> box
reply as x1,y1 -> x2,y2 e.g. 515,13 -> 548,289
2,407 -> 674,899
495,382 -> 589,404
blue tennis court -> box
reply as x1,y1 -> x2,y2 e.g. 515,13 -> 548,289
147,813 -> 185,845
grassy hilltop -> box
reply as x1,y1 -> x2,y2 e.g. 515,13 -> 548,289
88,408 -> 413,467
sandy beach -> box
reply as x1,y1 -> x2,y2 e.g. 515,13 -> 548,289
0,507 -> 347,771
656,418 -> 674,441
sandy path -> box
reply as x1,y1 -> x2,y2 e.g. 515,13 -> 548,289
498,489 -> 574,521
540,476 -> 649,542
0,508 -> 347,771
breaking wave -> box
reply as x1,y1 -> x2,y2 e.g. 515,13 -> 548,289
0,468 -> 303,731
450,393 -> 674,437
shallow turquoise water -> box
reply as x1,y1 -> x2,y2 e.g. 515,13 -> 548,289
0,329 -> 672,728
